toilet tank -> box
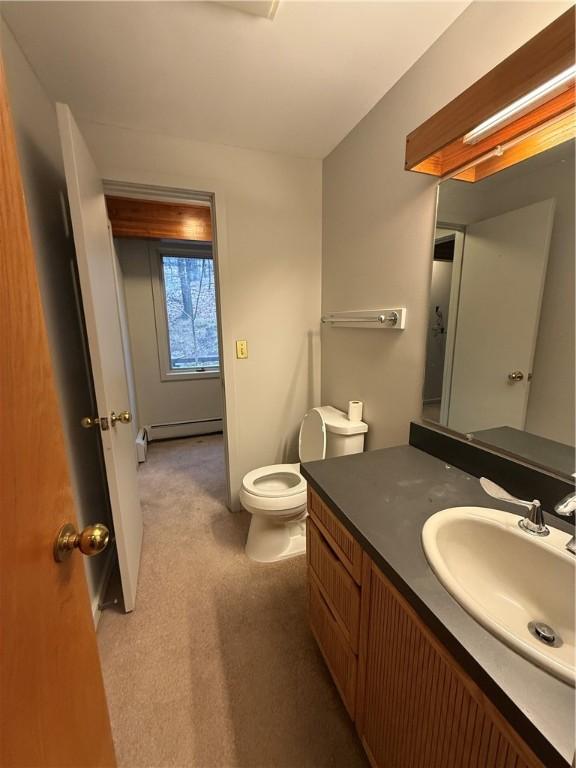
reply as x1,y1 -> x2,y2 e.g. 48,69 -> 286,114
316,406 -> 368,459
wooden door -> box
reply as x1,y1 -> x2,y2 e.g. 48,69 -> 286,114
57,103 -> 143,612
447,200 -> 555,434
0,57 -> 116,767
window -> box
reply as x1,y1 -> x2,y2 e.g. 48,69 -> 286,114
153,248 -> 220,378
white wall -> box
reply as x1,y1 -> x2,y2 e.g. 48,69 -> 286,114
116,237 -> 224,439
321,2 -> 571,451
438,142 -> 575,446
1,20 -> 112,615
79,120 -> 322,508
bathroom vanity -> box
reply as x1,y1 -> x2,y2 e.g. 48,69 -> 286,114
302,445 -> 575,768
304,14 -> 576,766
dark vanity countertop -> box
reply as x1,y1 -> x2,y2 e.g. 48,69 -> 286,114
301,445 -> 575,768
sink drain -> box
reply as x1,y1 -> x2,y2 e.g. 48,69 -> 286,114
528,621 -> 563,648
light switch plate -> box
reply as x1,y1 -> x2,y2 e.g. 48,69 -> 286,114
236,340 -> 248,359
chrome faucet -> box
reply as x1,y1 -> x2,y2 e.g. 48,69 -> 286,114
479,477 -> 549,536
554,491 -> 576,555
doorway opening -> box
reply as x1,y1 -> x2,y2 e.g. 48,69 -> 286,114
106,189 -> 230,466
58,104 -> 237,617
99,188 -> 231,609
108,193 -> 229,481
422,232 -> 456,424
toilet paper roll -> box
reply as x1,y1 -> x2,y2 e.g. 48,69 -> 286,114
348,400 -> 363,422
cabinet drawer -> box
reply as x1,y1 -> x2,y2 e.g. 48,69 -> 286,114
308,576 -> 357,719
308,487 -> 363,584
307,519 -> 360,652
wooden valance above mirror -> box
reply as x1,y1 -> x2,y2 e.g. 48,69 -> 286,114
405,6 -> 575,182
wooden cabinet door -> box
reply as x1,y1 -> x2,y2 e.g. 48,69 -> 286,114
308,578 -> 357,718
356,556 -> 543,768
307,519 -> 361,651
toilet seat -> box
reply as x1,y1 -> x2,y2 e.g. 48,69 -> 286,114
242,463 -> 306,499
240,487 -> 307,515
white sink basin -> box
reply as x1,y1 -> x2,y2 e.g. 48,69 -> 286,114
422,506 -> 575,685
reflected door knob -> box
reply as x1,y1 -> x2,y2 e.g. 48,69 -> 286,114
508,370 -> 524,382
110,410 -> 132,426
54,523 -> 110,562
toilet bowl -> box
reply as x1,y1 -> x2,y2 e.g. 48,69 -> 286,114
240,406 -> 367,562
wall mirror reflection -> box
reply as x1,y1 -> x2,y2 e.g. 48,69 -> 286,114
422,138 -> 575,479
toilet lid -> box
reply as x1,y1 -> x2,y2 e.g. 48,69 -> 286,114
298,408 -> 327,463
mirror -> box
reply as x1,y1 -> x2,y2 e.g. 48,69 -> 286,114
422,139 -> 575,479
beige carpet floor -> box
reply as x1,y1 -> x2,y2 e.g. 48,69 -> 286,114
97,435 -> 368,768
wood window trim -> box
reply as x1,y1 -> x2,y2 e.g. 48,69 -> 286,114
405,7 -> 575,181
106,196 -> 212,241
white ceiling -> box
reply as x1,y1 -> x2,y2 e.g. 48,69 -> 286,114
2,1 -> 469,158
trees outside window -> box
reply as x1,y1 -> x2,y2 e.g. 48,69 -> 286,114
161,255 -> 219,371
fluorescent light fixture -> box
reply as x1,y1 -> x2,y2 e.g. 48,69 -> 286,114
444,109 -> 573,182
463,65 -> 576,145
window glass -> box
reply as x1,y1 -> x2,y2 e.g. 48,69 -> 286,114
161,255 -> 219,371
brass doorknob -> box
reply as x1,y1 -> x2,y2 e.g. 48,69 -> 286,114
110,410 -> 132,426
81,415 -> 109,431
54,523 -> 110,562
508,370 -> 524,382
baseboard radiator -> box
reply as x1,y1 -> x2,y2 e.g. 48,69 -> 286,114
145,417 -> 223,443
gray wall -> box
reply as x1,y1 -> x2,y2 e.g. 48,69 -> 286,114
1,20 -> 112,616
78,120 -> 322,510
321,2 -> 571,452
437,142 -> 575,446
116,237 -> 223,440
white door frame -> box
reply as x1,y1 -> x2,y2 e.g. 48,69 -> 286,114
434,223 -> 466,427
102,179 -> 237,511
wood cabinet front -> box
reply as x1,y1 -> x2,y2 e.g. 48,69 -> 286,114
356,558 -> 544,768
308,576 -> 357,718
306,485 -> 546,768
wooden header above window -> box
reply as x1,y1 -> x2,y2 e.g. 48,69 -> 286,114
405,7 -> 575,182
105,196 -> 212,241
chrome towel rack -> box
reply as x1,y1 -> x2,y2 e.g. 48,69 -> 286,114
321,308 -> 407,329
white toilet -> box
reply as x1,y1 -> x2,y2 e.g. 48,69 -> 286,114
240,405 -> 368,562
